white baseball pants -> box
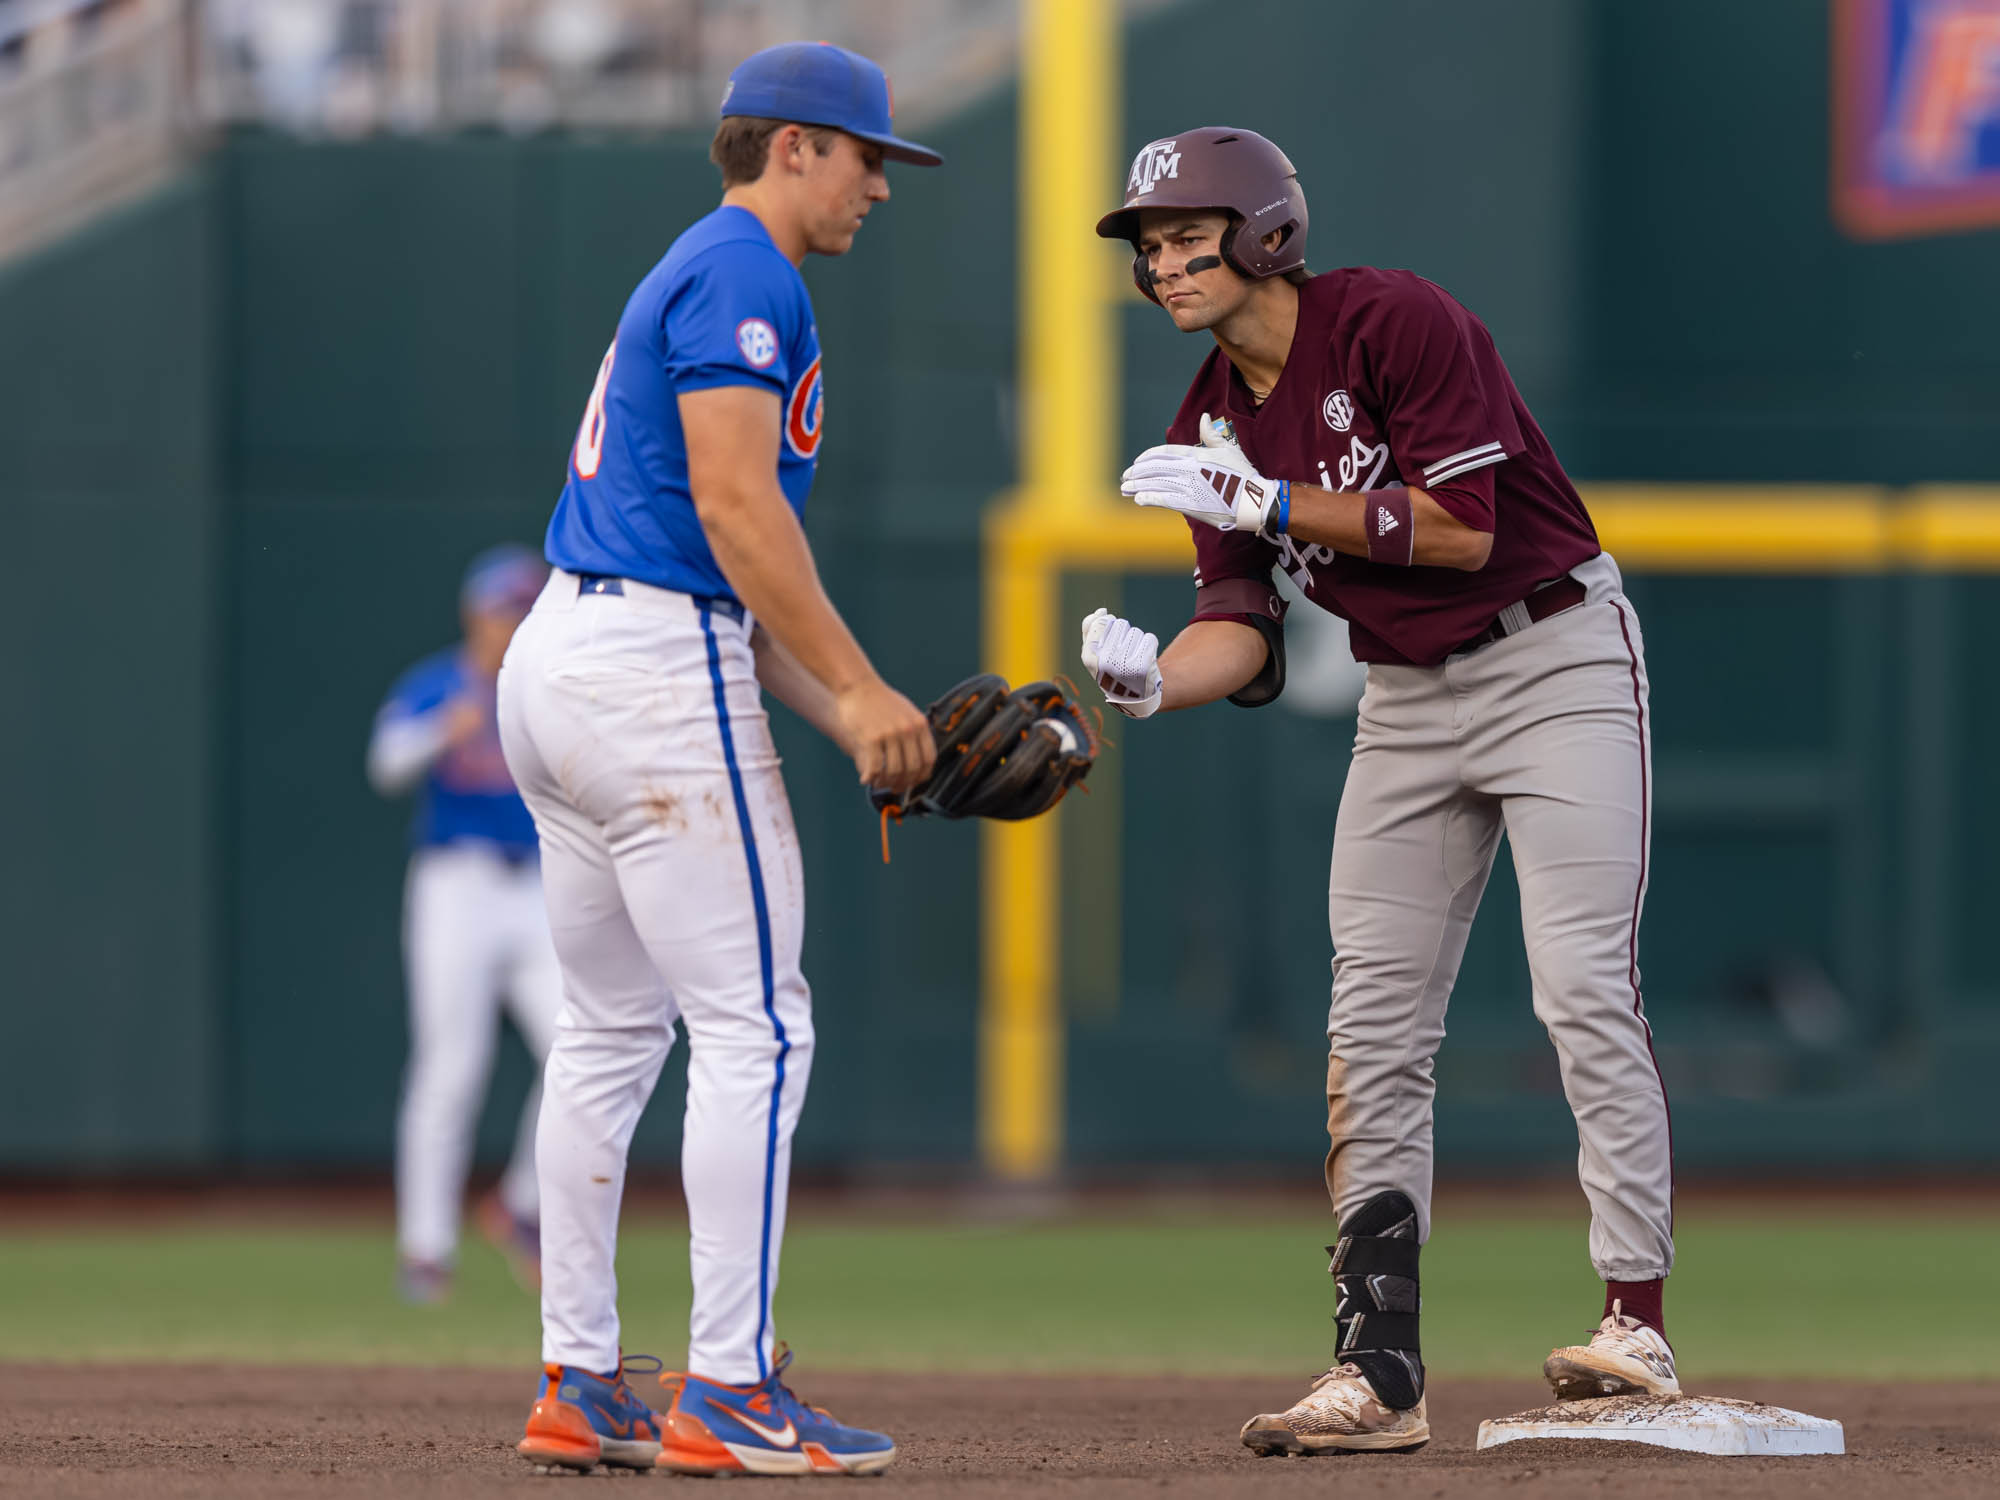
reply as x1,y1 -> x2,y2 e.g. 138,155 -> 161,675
1323,552 -> 1675,1281
396,842 -> 562,1264
497,570 -> 812,1385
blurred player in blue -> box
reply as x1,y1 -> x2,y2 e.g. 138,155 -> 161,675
368,544 -> 559,1303
499,42 -> 939,1477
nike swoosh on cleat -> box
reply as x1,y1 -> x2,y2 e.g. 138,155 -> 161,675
732,1412 -> 799,1448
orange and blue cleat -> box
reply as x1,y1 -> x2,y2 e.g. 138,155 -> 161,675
517,1355 -> 663,1472
655,1348 -> 896,1477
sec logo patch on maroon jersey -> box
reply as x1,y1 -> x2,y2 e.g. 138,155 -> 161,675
1323,390 -> 1354,431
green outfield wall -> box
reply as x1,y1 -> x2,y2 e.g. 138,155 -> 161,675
0,174 -> 224,1167
4,0 -> 1998,1174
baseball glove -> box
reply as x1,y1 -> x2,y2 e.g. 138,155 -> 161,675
870,674 -> 1098,854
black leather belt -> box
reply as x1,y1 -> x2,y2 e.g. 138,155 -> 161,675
575,573 -> 744,622
1454,575 -> 1588,655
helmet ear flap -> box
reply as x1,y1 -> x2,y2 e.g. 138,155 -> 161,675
1222,217 -> 1302,281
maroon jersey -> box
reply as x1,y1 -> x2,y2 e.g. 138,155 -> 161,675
1174,267 -> 1599,669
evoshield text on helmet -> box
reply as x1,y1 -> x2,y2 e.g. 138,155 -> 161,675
1096,126 -> 1309,304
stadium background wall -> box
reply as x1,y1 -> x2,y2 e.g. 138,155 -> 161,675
4,0 -> 1999,1173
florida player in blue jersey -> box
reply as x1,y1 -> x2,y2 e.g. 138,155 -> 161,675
368,544 -> 559,1303
498,44 -> 939,1477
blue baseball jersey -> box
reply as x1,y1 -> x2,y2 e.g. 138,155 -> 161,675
544,205 -> 825,598
374,648 -> 539,855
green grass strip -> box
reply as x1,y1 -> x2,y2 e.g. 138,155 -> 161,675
1,1209 -> 1990,1379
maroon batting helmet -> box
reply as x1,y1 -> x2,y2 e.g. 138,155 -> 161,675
1096,126 -> 1309,305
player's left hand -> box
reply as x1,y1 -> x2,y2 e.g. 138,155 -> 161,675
1120,412 -> 1288,536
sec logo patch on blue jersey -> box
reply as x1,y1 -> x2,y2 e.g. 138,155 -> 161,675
736,318 -> 779,369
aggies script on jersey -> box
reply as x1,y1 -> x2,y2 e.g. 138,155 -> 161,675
1173,268 -> 1600,669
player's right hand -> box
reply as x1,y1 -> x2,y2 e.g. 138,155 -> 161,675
838,677 -> 936,792
1120,413 -> 1285,536
1080,608 -> 1164,719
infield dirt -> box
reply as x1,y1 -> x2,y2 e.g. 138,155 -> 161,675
2,1365 -> 1992,1498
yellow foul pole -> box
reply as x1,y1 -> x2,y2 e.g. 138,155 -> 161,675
979,0 -> 1120,1180
1019,0 -> 1116,494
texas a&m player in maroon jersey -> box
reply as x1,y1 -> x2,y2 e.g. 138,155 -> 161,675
1084,128 -> 1678,1456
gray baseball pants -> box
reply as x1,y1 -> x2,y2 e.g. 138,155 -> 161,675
1323,551 -> 1674,1281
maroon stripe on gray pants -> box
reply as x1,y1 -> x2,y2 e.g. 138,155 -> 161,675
1611,595 -> 1673,1228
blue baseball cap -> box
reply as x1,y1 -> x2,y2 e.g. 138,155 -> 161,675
721,42 -> 942,168
461,544 -> 546,616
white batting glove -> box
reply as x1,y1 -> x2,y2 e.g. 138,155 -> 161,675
1079,608 -> 1164,719
1119,412 -> 1289,536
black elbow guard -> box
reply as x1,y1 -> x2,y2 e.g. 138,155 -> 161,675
1227,613 -> 1287,708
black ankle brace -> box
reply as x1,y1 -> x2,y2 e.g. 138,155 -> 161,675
1328,1190 -> 1424,1410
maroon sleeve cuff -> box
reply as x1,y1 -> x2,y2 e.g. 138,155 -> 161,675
1192,576 -> 1285,625
1421,467 -> 1497,533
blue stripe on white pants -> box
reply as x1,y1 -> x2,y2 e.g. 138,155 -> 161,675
698,601 -> 789,1382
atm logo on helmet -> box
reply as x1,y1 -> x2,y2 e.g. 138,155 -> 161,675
1129,138 -> 1182,197
786,355 -> 824,459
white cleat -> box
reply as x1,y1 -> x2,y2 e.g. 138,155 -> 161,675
1543,1299 -> 1680,1399
1239,1363 -> 1430,1456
